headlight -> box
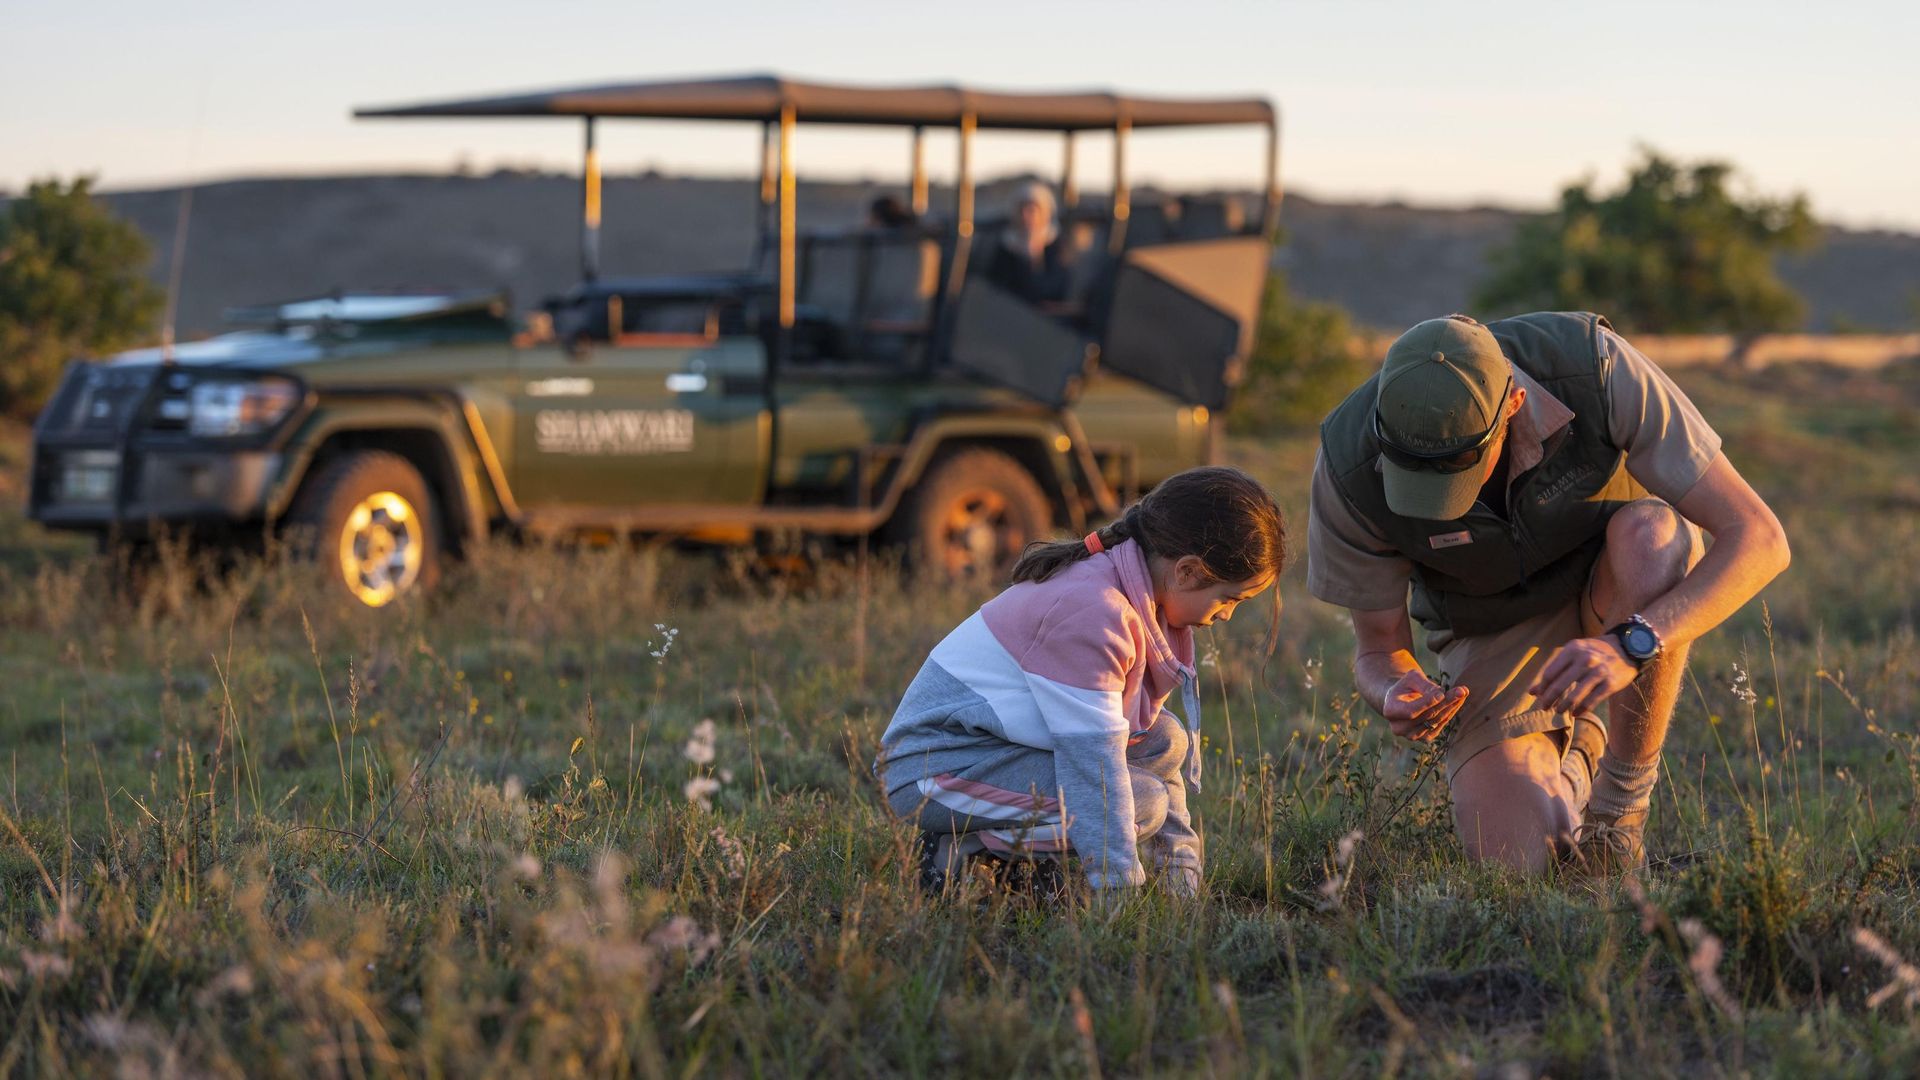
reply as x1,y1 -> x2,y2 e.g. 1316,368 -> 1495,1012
188,379 -> 302,437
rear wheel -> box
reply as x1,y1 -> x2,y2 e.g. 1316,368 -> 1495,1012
286,450 -> 442,607
898,447 -> 1053,580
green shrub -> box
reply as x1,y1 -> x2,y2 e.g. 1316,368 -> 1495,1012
0,177 -> 161,418
1230,273 -> 1371,436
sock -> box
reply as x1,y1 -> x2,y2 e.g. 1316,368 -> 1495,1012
1588,756 -> 1659,820
1559,716 -> 1606,814
1560,754 -> 1593,816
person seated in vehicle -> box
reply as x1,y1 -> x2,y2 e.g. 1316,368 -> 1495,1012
867,194 -> 918,230
981,181 -> 1074,307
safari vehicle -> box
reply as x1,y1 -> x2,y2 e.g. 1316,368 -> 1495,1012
29,75 -> 1280,606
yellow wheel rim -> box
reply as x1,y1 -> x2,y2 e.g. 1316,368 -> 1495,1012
939,488 -> 1014,577
337,491 -> 423,607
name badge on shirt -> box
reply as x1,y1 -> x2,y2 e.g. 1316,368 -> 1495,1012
1429,530 -> 1474,550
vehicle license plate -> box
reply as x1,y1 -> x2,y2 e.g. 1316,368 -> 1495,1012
59,451 -> 120,502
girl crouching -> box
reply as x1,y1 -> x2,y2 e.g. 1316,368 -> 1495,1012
876,466 -> 1288,895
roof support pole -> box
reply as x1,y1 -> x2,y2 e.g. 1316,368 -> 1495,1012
909,126 -> 928,215
580,116 -> 601,282
753,120 -> 776,266
956,112 -> 976,239
1107,117 -> 1131,253
1060,132 -> 1078,209
1262,116 -> 1282,237
931,112 -> 978,368
777,105 -> 796,331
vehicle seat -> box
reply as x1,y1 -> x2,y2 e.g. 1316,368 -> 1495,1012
1176,195 -> 1246,240
1058,220 -> 1110,326
1122,198 -> 1179,248
864,237 -> 940,331
859,235 -> 941,365
797,239 -> 863,347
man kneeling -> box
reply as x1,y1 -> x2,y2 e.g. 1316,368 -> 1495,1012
1307,313 -> 1789,874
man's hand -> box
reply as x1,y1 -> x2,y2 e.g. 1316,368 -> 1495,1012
1349,606 -> 1468,743
1382,669 -> 1469,742
1529,636 -> 1639,716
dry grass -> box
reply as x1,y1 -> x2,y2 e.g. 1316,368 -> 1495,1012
2,361 -> 1918,1077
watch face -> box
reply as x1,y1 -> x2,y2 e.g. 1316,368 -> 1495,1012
1622,624 -> 1659,660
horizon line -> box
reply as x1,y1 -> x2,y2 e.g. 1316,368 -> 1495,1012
15,165 -> 1919,237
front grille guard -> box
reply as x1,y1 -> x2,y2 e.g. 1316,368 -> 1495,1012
29,362 -> 309,525
30,361 -> 158,521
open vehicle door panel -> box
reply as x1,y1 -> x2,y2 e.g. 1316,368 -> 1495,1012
1096,236 -> 1269,412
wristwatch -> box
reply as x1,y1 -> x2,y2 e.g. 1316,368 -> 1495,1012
1607,614 -> 1664,668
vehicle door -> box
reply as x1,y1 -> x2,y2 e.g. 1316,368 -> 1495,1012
509,295 -> 767,508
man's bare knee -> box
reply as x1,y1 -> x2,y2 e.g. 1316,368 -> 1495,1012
1607,501 -> 1698,591
1451,735 -> 1575,875
1455,802 -> 1562,873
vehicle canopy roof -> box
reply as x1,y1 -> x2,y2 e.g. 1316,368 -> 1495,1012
355,73 -> 1273,131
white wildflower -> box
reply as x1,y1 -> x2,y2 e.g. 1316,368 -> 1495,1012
683,719 -> 717,765
684,776 -> 721,810
1677,918 -> 1742,1019
21,950 -> 71,980
84,1015 -> 133,1051
1854,927 -> 1920,1012
1621,877 -> 1661,934
1316,829 -> 1365,909
649,623 -> 680,660
1731,663 -> 1759,706
648,916 -> 720,965
712,826 -> 748,879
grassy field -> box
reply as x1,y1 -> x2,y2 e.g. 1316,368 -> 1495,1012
2,361 -> 1919,1077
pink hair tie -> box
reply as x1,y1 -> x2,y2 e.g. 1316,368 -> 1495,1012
1083,532 -> 1105,554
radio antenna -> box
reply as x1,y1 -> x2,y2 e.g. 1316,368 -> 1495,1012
160,85 -> 207,365
159,186 -> 193,364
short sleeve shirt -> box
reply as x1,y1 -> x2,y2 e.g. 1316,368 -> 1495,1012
1306,327 -> 1724,612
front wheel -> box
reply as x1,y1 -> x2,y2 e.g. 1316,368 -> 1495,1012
896,447 -> 1053,580
286,450 -> 442,607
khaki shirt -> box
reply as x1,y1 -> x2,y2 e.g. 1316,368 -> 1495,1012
1307,327 -> 1723,613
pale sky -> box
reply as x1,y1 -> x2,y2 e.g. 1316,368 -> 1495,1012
5,0 -> 1917,230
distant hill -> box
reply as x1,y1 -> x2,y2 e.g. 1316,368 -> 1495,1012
18,172 -> 1915,337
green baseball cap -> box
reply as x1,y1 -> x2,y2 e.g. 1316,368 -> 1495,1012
1373,316 -> 1512,520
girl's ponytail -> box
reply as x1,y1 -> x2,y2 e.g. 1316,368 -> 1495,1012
1005,511 -> 1131,584
1007,466 -> 1288,591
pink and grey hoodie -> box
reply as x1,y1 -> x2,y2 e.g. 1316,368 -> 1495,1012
877,538 -> 1203,887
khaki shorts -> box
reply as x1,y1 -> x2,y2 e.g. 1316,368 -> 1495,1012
1431,508 -> 1702,785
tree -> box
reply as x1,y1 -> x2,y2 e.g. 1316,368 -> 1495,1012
1229,273 -> 1367,435
1475,149 -> 1818,335
0,177 -> 162,418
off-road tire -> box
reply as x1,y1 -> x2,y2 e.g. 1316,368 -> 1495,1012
897,447 -> 1052,580
286,450 -> 442,608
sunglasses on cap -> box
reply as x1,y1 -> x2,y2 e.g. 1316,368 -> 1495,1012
1371,376 -> 1513,475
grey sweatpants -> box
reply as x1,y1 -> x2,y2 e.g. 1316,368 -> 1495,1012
885,709 -> 1203,892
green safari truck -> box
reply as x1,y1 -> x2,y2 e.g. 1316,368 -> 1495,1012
29,75 -> 1281,606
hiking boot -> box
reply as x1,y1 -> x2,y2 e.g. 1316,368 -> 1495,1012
1565,807 -> 1648,878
